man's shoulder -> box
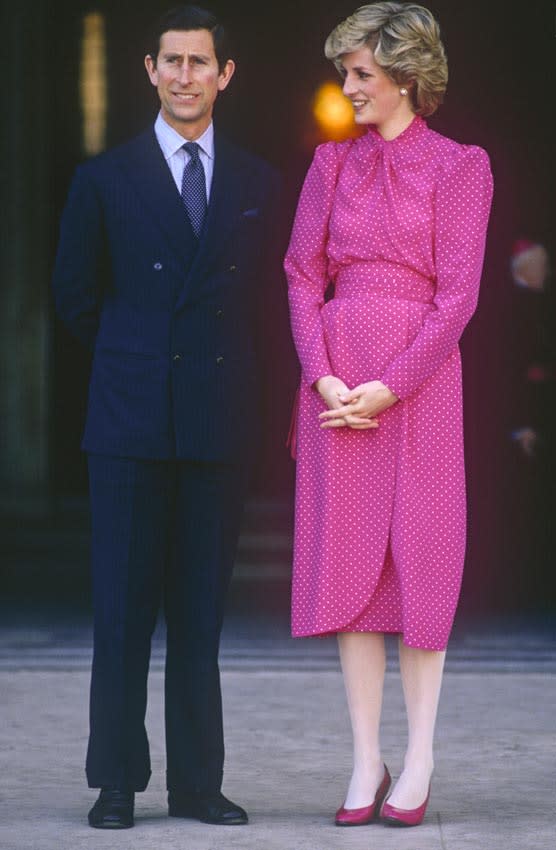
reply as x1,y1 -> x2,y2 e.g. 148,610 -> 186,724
76,128 -> 157,177
216,134 -> 280,182
76,127 -> 280,190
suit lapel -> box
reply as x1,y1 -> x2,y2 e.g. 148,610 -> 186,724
118,128 -> 252,308
118,129 -> 197,268
198,133 -> 248,263
175,133 -> 249,308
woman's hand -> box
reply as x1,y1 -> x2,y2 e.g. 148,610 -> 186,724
314,376 -> 379,430
318,380 -> 398,429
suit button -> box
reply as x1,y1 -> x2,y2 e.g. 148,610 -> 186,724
173,354 -> 182,361
216,355 -> 224,365
216,309 -> 224,318
228,265 -> 237,272
153,262 -> 163,270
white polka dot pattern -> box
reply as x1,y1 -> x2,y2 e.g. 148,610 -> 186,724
284,116 -> 493,651
181,141 -> 207,237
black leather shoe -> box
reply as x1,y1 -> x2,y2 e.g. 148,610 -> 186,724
168,790 -> 248,825
88,788 -> 135,829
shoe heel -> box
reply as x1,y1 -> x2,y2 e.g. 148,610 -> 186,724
334,764 -> 391,827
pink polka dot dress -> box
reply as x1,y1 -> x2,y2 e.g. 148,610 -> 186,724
285,116 -> 493,651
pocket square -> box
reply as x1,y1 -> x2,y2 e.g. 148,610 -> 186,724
241,207 -> 259,217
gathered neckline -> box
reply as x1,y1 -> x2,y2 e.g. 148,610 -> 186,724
366,115 -> 427,147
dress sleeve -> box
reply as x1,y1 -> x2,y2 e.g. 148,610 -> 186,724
380,146 -> 493,400
284,143 -> 343,387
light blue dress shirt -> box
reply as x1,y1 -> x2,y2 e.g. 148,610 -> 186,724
154,112 -> 214,202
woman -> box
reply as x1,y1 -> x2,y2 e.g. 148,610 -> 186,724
285,1 -> 493,828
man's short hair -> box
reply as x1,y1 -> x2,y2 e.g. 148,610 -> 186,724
148,4 -> 231,71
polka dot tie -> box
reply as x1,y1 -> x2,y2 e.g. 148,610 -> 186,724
181,142 -> 207,237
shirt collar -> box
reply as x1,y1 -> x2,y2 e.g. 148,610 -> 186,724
154,112 -> 214,160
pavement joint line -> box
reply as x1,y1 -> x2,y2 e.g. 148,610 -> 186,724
2,662 -> 556,674
437,811 -> 449,850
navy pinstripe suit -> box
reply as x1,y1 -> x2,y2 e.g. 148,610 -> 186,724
53,126 -> 281,793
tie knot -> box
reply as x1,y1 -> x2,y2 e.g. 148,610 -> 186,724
183,141 -> 200,159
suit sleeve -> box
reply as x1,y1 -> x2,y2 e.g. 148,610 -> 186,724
380,146 -> 493,400
284,143 -> 343,387
52,164 -> 106,350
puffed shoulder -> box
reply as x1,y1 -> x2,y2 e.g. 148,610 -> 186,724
433,141 -> 493,223
305,139 -> 355,189
437,141 -> 492,183
312,138 -> 355,165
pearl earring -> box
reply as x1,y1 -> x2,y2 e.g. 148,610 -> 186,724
400,87 -> 408,96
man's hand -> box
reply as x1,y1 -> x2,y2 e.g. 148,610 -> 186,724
314,376 -> 380,430
318,380 -> 398,429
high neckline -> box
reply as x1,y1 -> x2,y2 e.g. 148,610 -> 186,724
366,114 -> 426,147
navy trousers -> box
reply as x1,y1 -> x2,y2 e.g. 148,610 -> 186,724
85,455 -> 248,793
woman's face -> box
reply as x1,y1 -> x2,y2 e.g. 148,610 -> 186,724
339,45 -> 412,129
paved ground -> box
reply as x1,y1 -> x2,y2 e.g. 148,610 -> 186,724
1,634 -> 555,850
1,500 -> 555,849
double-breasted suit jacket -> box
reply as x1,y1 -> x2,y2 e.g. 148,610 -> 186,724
53,128 -> 281,462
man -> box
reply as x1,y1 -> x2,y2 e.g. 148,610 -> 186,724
53,5 -> 281,829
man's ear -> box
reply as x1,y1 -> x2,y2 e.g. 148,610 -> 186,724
217,59 -> 235,92
145,54 -> 158,86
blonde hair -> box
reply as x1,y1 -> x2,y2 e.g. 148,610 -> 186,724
324,2 -> 448,117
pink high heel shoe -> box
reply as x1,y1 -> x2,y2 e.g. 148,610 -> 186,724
380,783 -> 431,827
335,765 -> 391,826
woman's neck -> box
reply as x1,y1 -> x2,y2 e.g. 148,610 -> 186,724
375,109 -> 416,141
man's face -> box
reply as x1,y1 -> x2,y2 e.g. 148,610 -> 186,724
145,29 -> 235,139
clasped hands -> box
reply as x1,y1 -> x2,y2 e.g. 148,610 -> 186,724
315,375 -> 398,430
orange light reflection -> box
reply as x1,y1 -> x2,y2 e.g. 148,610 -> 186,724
312,81 -> 356,141
80,13 -> 107,156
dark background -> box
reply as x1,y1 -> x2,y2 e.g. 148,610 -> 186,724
3,0 -> 555,617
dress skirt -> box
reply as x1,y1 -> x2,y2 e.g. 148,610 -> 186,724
291,267 -> 467,651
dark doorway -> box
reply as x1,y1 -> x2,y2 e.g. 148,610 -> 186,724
48,0 -> 555,612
